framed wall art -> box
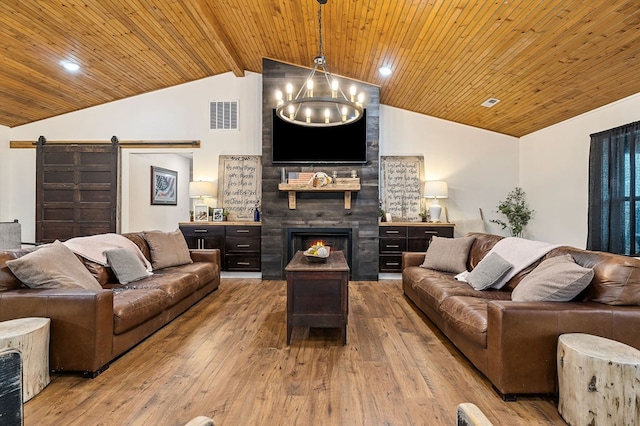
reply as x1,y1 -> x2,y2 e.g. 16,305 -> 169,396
151,166 -> 177,205
212,208 -> 224,222
193,205 -> 209,222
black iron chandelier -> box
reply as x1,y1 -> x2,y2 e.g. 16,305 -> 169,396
274,0 -> 364,127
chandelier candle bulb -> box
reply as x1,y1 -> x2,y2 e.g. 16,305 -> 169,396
286,83 -> 293,100
324,109 -> 330,123
350,85 -> 357,102
307,80 -> 313,97
331,80 -> 339,98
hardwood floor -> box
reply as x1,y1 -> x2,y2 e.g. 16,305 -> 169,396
24,279 -> 566,425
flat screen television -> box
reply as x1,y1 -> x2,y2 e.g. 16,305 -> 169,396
271,109 -> 367,164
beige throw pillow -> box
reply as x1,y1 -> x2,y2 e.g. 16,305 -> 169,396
420,236 -> 475,274
143,229 -> 192,270
511,254 -> 594,302
6,240 -> 101,290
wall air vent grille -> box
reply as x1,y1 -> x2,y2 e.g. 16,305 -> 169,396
210,101 -> 238,130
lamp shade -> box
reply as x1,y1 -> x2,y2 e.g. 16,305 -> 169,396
189,181 -> 215,198
424,181 -> 448,199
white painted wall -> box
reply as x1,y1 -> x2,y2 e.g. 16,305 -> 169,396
5,72 -> 263,242
122,152 -> 192,233
379,106 -> 520,236
520,92 -> 640,248
0,124 -> 10,221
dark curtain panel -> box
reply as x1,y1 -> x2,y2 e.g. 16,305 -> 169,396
587,121 -> 640,255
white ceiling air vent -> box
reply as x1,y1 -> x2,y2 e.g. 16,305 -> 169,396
481,97 -> 501,108
210,101 -> 238,130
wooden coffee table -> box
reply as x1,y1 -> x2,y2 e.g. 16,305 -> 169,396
285,250 -> 350,345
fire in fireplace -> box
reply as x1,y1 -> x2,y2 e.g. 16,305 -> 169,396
287,227 -> 353,273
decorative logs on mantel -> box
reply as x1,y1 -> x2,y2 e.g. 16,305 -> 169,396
278,178 -> 360,210
557,333 -> 640,426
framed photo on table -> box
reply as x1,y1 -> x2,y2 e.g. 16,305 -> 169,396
151,166 -> 177,205
212,208 -> 224,222
194,205 -> 209,222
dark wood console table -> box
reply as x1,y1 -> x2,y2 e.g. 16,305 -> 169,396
285,251 -> 350,345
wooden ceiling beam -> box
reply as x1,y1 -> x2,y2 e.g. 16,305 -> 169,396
190,0 -> 245,77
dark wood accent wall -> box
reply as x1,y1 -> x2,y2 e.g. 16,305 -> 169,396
261,59 -> 380,280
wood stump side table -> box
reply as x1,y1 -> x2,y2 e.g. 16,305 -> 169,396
0,317 -> 51,402
557,333 -> 640,426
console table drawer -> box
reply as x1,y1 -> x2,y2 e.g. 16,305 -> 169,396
225,236 -> 261,253
379,255 -> 403,272
179,225 -> 224,237
226,255 -> 261,271
379,238 -> 407,253
226,226 -> 261,237
408,226 -> 453,238
379,227 -> 407,237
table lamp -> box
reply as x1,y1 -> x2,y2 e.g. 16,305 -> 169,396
189,181 -> 215,215
424,181 -> 448,222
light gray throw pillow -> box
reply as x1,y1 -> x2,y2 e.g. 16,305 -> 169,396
6,240 -> 101,290
466,252 -> 513,290
511,254 -> 594,302
105,248 -> 152,284
420,236 -> 475,274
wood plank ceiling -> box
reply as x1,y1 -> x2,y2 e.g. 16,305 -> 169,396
1,0 -> 639,137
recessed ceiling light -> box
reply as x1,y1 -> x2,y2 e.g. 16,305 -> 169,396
481,97 -> 500,108
61,61 -> 80,72
378,66 -> 392,76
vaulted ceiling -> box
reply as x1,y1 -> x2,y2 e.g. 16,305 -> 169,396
1,1 -> 639,137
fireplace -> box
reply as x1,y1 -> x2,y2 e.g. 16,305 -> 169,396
287,228 -> 353,275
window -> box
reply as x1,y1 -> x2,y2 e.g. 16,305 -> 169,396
587,121 -> 640,255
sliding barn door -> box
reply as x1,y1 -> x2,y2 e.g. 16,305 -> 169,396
36,141 -> 118,243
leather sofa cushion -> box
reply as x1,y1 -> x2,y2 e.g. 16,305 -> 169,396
123,271 -> 199,306
113,289 -> 168,334
167,262 -> 218,290
440,296 -> 489,347
406,266 -> 511,313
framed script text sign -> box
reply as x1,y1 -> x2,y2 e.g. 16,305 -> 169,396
380,156 -> 424,221
217,155 -> 262,221
151,166 -> 178,205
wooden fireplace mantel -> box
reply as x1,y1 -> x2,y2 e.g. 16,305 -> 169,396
278,178 -> 361,210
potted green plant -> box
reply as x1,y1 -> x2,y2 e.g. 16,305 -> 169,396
222,209 -> 230,221
490,187 -> 534,238
418,210 -> 429,222
378,200 -> 386,222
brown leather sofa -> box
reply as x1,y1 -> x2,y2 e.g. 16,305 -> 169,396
0,232 -> 220,377
402,232 -> 640,399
